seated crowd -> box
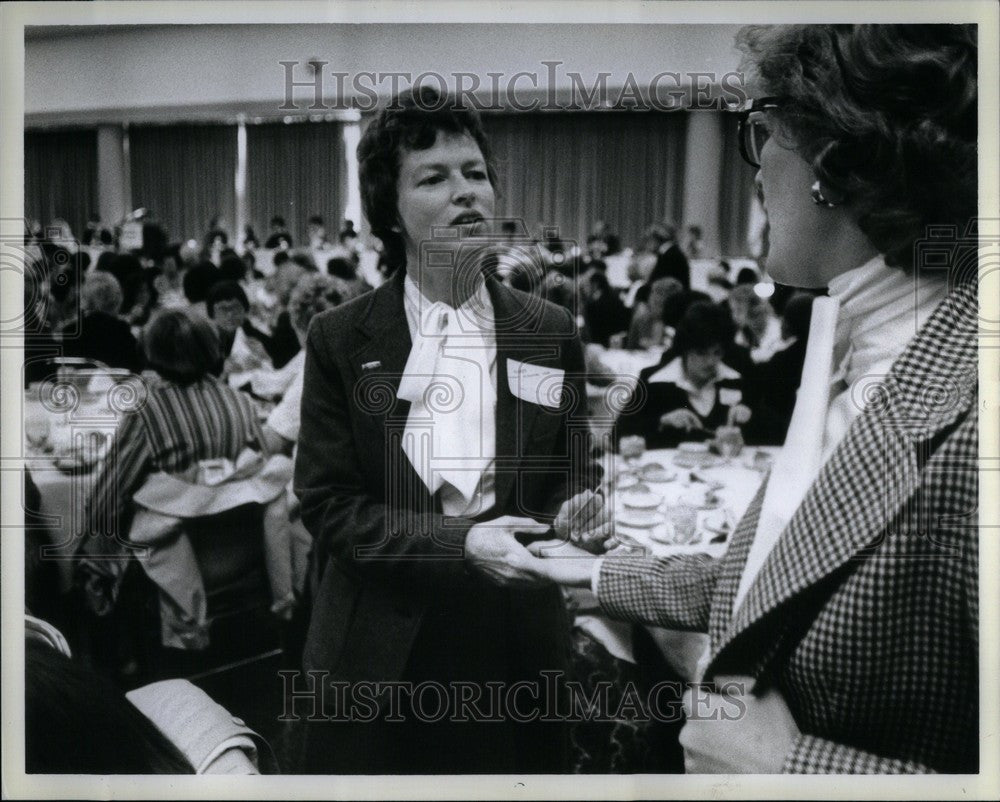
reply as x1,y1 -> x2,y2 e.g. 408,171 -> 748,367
23,208 -> 814,774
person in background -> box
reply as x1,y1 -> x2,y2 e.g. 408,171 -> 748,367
682,224 -> 704,259
264,216 -> 293,250
647,220 -> 691,290
306,215 -> 328,250
81,213 -> 113,248
580,264 -> 630,348
42,247 -> 84,337
743,291 -> 815,445
202,227 -> 228,267
626,276 -> 682,350
205,280 -> 271,379
75,308 -> 270,618
63,272 -> 143,373
26,638 -> 195,774
261,256 -> 307,370
617,300 -> 751,449
261,273 -> 345,455
728,284 -> 784,362
181,261 -> 219,318
325,256 -> 372,300
219,253 -> 249,287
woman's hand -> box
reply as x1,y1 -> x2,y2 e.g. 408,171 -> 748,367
553,490 -> 613,553
660,408 -> 703,432
680,678 -> 800,773
727,403 -> 752,426
465,517 -> 552,588
525,539 -> 598,588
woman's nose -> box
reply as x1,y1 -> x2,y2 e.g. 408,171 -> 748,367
452,176 -> 477,206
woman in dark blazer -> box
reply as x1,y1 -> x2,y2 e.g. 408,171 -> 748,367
617,301 -> 751,449
293,87 -> 602,774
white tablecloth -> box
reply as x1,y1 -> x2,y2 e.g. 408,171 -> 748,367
24,384 -> 124,591
570,446 -> 778,679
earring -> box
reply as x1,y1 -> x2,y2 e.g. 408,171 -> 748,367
811,180 -> 842,208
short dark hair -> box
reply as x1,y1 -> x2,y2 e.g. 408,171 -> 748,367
142,308 -> 221,383
182,262 -> 219,304
307,215 -> 324,227
326,256 -> 357,281
270,215 -> 286,228
219,254 -> 248,283
206,279 -> 249,318
672,300 -> 735,354
357,85 -> 497,270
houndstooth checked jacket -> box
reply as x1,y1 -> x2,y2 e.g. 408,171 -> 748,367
598,278 -> 980,773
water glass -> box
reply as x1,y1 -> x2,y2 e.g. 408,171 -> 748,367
667,502 -> 699,544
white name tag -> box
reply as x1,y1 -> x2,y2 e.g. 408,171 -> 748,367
507,359 -> 565,410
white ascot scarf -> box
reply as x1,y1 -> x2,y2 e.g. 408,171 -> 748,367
398,275 -> 497,517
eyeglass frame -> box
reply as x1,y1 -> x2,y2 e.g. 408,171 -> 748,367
729,96 -> 787,169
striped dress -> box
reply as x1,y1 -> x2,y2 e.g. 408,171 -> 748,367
75,375 -> 268,614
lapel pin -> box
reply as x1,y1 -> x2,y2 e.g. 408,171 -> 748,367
362,360 -> 382,371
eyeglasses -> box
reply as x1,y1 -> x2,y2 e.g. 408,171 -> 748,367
729,97 -> 786,169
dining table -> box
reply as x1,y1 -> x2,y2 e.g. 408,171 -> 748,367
567,444 -> 779,682
23,371 -> 134,591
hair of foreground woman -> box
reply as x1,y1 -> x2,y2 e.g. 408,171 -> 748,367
357,85 -> 498,270
737,24 -> 977,268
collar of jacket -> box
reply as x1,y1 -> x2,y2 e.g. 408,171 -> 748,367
702,277 -> 979,682
348,267 -> 573,513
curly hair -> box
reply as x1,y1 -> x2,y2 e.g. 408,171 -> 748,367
736,24 -> 977,268
357,85 -> 498,270
288,273 -> 346,335
81,271 -> 124,316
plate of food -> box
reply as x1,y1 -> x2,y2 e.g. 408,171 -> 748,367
673,445 -> 723,469
616,512 -> 660,530
638,462 -> 676,483
621,491 -> 662,511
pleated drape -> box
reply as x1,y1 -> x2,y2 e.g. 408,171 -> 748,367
482,111 -> 688,249
24,129 -> 98,239
246,121 -> 346,246
717,113 -> 758,257
129,124 -> 237,243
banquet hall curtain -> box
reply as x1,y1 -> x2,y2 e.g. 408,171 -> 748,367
129,124 -> 237,243
482,111 -> 688,251
717,113 -> 757,257
24,129 -> 98,240
246,121 -> 346,246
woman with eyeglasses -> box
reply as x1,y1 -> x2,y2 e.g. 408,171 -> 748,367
526,24 -> 979,773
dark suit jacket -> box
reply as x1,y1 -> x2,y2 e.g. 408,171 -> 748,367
615,362 -> 746,450
649,243 -> 691,290
62,312 -> 142,374
294,270 -> 596,770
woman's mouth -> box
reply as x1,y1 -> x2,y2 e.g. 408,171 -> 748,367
451,211 -> 485,226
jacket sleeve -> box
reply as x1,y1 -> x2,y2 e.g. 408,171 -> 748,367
783,734 -> 932,774
595,552 -> 721,632
293,317 -> 478,594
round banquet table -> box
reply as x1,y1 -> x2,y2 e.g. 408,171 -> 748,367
567,445 -> 779,682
